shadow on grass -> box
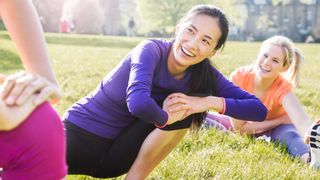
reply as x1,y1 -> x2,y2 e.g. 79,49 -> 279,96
0,33 -> 11,40
0,49 -> 22,72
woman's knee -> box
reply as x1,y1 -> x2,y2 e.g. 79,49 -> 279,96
271,124 -> 300,143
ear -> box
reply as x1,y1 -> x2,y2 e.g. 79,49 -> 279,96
281,64 -> 290,73
209,50 -> 217,57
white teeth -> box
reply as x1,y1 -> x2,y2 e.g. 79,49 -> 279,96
260,66 -> 270,72
181,47 -> 195,57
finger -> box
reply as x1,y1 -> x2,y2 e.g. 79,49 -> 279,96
166,97 -> 189,107
1,72 -> 28,100
168,92 -> 186,99
33,86 -> 53,105
181,110 -> 192,119
169,104 -> 190,113
3,74 -> 35,105
16,78 -> 48,105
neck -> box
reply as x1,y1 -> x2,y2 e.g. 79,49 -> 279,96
167,48 -> 187,80
254,74 -> 278,91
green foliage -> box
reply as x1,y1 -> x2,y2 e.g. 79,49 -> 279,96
137,0 -> 195,35
136,0 -> 247,35
1,31 -> 320,179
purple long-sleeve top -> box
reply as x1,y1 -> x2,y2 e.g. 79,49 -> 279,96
64,39 -> 267,139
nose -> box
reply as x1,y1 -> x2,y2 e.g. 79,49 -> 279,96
262,57 -> 271,66
187,37 -> 199,51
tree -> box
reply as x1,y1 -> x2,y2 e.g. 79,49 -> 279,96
137,0 -> 200,35
99,0 -> 121,35
33,0 -> 64,32
137,0 -> 246,36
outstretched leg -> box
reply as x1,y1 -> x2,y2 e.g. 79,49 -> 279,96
125,128 -> 188,179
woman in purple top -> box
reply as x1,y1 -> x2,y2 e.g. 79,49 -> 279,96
64,5 -> 267,179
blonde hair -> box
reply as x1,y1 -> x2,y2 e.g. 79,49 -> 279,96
259,35 -> 304,87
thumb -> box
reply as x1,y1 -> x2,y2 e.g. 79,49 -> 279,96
33,87 -> 52,106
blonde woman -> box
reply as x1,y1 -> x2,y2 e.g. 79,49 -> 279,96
205,35 -> 320,168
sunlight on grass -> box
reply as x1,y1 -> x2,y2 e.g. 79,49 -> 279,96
1,30 -> 320,179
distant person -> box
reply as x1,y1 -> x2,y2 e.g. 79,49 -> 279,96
0,0 -> 67,179
68,17 -> 75,33
127,16 -> 136,37
60,17 -> 69,33
63,4 -> 267,179
205,35 -> 320,169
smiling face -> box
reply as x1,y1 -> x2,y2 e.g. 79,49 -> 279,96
256,44 -> 288,80
168,13 -> 222,74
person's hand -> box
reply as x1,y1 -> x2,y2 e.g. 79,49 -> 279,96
1,71 -> 61,106
305,119 -> 320,144
163,95 -> 187,125
0,92 -> 36,131
280,114 -> 292,125
165,93 -> 209,118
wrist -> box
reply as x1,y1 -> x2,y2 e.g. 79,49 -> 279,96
155,111 -> 169,128
207,96 -> 225,113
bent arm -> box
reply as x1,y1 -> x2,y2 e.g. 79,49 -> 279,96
0,0 -> 57,85
214,67 -> 267,121
126,40 -> 168,127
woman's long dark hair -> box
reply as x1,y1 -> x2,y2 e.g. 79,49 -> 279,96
188,59 -> 216,132
183,5 -> 229,131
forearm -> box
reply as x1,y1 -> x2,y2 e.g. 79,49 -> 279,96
282,93 -> 314,136
231,119 -> 283,135
0,0 -> 57,85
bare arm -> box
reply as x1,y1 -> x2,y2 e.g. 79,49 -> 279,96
231,114 -> 291,135
0,0 -> 56,83
282,92 -> 313,136
0,0 -> 61,105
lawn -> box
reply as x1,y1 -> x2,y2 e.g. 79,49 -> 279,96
1,31 -> 320,179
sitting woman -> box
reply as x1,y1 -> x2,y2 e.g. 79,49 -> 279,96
205,35 -> 320,168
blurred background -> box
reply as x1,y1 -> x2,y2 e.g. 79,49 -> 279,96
1,0 -> 320,42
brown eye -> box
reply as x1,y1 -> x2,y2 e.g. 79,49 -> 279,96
203,39 -> 210,46
186,28 -> 193,34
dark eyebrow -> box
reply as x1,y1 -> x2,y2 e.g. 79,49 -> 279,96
190,24 -> 213,41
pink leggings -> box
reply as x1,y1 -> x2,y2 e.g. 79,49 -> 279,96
0,102 -> 67,180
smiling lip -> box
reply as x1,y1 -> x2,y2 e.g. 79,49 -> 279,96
260,65 -> 271,73
181,46 -> 195,57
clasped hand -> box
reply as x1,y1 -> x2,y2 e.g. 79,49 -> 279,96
162,93 -> 208,125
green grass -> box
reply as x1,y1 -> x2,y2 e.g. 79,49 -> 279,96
1,31 -> 320,179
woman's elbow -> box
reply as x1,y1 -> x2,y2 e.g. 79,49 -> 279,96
252,104 -> 267,122
127,102 -> 145,117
